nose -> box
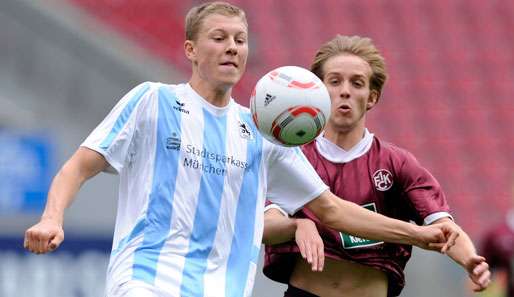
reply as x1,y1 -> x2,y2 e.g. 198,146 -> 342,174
226,38 -> 238,55
339,82 -> 351,98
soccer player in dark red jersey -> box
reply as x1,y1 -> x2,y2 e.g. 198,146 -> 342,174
262,35 -> 491,297
480,180 -> 514,297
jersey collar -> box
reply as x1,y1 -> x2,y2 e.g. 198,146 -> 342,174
315,129 -> 374,163
185,83 -> 234,116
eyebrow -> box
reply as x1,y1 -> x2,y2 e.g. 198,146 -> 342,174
325,71 -> 366,78
325,72 -> 367,78
208,28 -> 247,35
352,74 -> 367,79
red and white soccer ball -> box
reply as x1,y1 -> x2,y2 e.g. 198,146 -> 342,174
250,66 -> 331,146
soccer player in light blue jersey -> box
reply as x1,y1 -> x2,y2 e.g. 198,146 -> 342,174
24,2 -> 460,297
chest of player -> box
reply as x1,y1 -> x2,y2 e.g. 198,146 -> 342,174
157,100 -> 262,177
313,154 -> 398,211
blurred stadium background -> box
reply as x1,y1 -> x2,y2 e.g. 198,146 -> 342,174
1,0 -> 513,296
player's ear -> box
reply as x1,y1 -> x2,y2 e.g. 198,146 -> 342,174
366,89 -> 379,110
184,40 -> 196,62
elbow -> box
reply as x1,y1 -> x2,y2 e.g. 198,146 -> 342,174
60,155 -> 98,186
58,162 -> 85,185
315,204 -> 341,231
306,193 -> 344,231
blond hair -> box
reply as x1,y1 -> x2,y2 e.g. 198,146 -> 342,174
185,1 -> 247,41
311,35 -> 387,96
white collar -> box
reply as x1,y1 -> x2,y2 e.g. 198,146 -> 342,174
185,83 -> 234,116
315,129 -> 374,163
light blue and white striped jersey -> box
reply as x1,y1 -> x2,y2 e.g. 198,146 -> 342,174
82,82 -> 328,297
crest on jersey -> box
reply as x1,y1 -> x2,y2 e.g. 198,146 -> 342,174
373,169 -> 393,191
238,120 -> 253,140
166,132 -> 181,150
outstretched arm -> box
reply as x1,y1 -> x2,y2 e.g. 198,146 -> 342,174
433,218 -> 491,291
263,207 -> 324,271
24,147 -> 108,254
305,190 -> 459,252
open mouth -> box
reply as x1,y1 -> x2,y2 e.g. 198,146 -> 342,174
220,61 -> 238,68
338,104 -> 351,111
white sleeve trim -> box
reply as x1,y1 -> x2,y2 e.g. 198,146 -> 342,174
264,204 -> 289,217
424,212 -> 453,225
285,186 -> 329,215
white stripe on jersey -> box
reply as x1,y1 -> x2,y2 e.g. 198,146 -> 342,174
154,85 -> 205,295
202,108 -> 246,297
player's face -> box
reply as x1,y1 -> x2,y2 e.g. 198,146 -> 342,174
322,54 -> 378,132
185,14 -> 248,89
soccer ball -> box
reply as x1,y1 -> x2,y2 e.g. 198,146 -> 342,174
250,66 -> 331,146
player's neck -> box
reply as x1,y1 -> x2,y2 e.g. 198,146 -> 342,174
324,125 -> 366,151
189,77 -> 232,107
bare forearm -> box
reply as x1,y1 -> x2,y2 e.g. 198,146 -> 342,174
24,148 -> 107,255
263,210 -> 297,245
435,219 -> 475,267
321,198 -> 418,245
41,148 -> 107,225
446,230 -> 475,266
41,164 -> 86,225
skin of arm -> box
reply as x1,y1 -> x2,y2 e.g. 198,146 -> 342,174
262,190 -> 459,271
24,147 -> 108,254
305,190 -> 458,251
433,217 -> 491,291
262,208 -> 298,245
263,208 -> 325,271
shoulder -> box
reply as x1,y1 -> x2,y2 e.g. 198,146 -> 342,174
146,82 -> 185,97
368,137 -> 426,181
130,81 -> 165,93
236,101 -> 251,114
300,141 -> 319,159
372,136 -> 416,163
373,136 -> 408,155
121,81 -> 172,102
119,82 -> 187,119
132,81 -> 186,95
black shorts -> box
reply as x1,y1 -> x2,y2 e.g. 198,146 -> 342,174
284,285 -> 319,297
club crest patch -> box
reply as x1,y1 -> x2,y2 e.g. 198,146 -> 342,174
238,121 -> 253,140
373,169 -> 393,191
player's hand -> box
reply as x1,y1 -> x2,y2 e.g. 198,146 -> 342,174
416,222 -> 459,253
295,219 -> 324,272
464,255 -> 491,292
24,218 -> 64,254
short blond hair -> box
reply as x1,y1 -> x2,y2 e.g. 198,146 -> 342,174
310,35 -> 387,96
185,1 -> 247,41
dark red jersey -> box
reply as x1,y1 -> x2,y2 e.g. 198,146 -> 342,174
264,136 -> 451,296
481,215 -> 514,297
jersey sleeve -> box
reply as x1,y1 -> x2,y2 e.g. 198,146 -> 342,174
396,149 -> 452,224
81,82 -> 154,173
264,200 -> 288,217
266,145 -> 328,215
